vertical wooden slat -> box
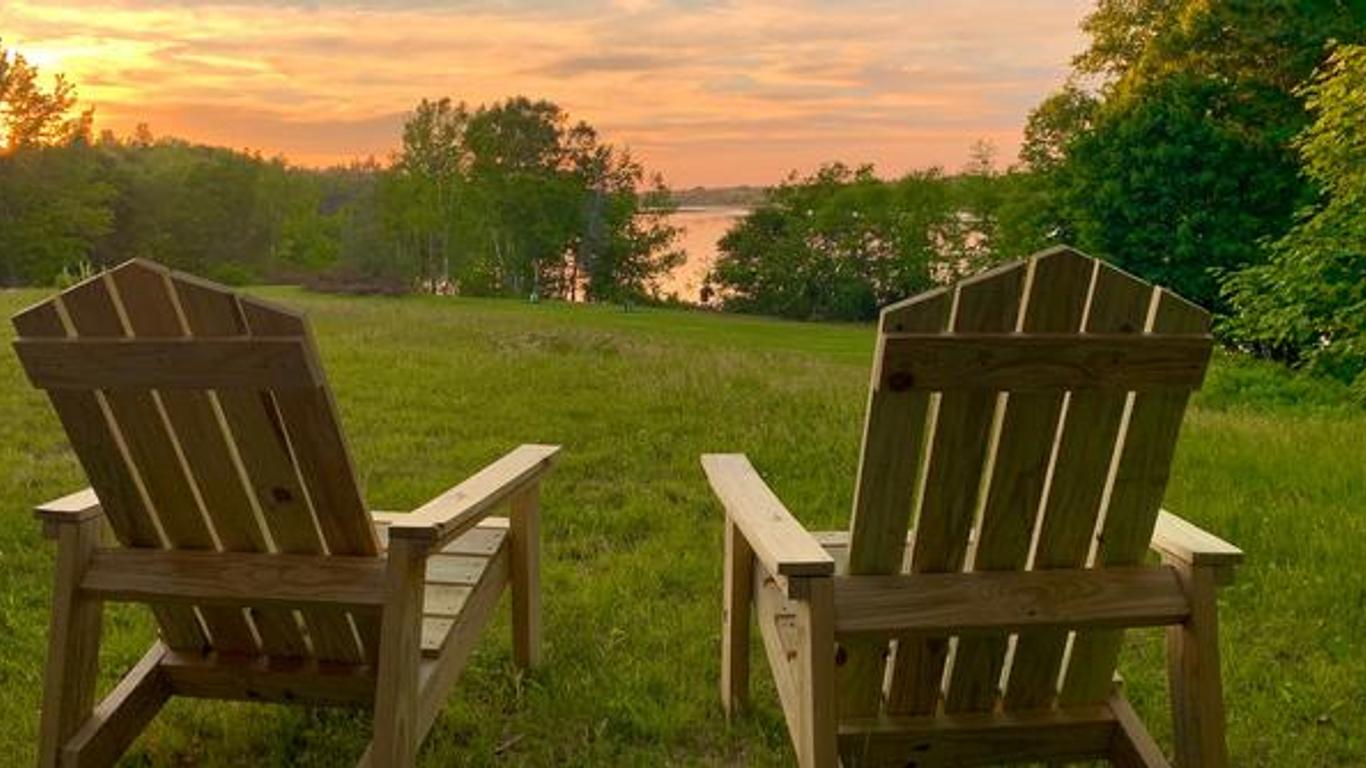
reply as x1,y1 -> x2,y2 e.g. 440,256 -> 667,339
837,288 -> 951,717
170,274 -> 343,660
1005,263 -> 1154,710
35,278 -> 207,651
241,296 -> 380,662
944,248 -> 1094,713
108,262 -> 260,654
884,262 -> 1026,716
1061,290 -> 1210,704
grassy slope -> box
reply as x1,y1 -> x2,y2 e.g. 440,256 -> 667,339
1,287 -> 1362,766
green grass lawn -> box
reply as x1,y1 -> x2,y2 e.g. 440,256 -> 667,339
2,287 -> 1363,765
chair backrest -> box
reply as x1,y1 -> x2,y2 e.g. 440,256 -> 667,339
842,247 -> 1211,716
13,259 -> 381,663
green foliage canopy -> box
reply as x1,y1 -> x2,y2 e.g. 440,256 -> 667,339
1223,45 -> 1366,399
364,96 -> 681,302
1022,0 -> 1366,309
709,162 -> 1007,321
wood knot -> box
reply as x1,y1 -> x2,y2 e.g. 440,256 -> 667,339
887,370 -> 915,392
271,486 -> 293,504
835,643 -> 848,667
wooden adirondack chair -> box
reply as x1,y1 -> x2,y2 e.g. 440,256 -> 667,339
704,247 -> 1243,767
13,259 -> 560,767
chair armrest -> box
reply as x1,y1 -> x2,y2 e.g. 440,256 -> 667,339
387,444 -> 560,551
35,488 -> 103,524
1150,510 -> 1243,569
701,454 -> 834,580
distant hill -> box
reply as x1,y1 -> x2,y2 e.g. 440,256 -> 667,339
668,185 -> 768,208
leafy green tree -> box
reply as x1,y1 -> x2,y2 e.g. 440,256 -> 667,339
85,132 -> 315,283
0,42 -> 92,150
567,123 -> 681,303
1224,45 -> 1366,399
0,43 -> 110,285
1019,84 -> 1098,173
368,95 -> 679,301
0,144 -> 113,285
463,97 -> 579,297
388,98 -> 470,290
1064,73 -> 1303,307
1022,0 -> 1366,309
710,164 -> 960,320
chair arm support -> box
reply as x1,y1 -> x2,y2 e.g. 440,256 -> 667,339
34,487 -> 103,536
1150,510 -> 1243,570
702,453 -> 834,579
387,444 -> 560,551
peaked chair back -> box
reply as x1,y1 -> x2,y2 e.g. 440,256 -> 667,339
839,246 -> 1213,717
13,259 -> 383,663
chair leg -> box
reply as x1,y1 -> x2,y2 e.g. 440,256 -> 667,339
63,643 -> 172,767
509,484 -> 542,670
371,538 -> 427,768
795,577 -> 837,768
721,519 -> 753,719
1165,558 -> 1229,768
38,517 -> 104,768
1110,692 -> 1172,768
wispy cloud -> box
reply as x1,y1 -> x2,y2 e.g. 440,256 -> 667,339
0,0 -> 1090,184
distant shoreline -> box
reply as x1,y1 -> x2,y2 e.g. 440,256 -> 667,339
666,185 -> 769,209
642,205 -> 752,215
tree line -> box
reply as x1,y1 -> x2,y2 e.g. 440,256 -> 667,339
0,45 -> 680,302
709,1 -> 1366,399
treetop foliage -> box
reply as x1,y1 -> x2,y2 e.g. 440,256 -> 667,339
0,42 -> 92,152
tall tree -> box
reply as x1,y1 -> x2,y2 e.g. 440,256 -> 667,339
710,164 -> 960,321
0,42 -> 91,150
389,98 -> 469,290
1064,73 -> 1303,307
359,95 -> 679,301
1223,44 -> 1366,398
1022,0 -> 1366,309
0,43 -> 109,285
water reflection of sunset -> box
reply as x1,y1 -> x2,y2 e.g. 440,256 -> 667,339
2,0 -> 1088,185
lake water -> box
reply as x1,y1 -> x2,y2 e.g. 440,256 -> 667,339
656,206 -> 748,303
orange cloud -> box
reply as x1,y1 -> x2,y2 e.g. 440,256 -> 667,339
1,0 -> 1090,185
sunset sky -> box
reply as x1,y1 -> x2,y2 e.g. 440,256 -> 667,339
1,0 -> 1091,186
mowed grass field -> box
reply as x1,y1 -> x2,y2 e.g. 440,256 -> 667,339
2,286 -> 1364,766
